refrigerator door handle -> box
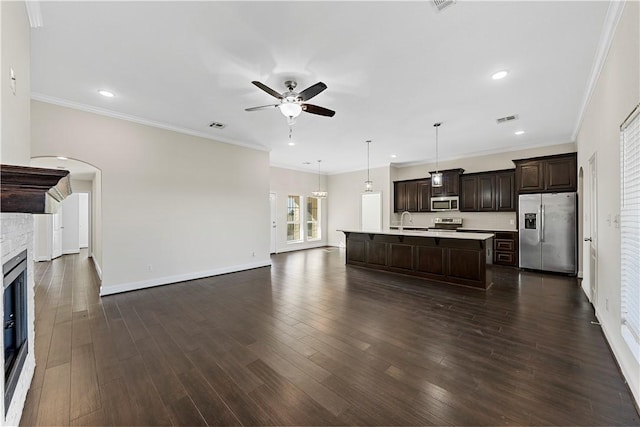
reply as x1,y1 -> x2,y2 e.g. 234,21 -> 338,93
538,205 -> 542,242
541,204 -> 545,242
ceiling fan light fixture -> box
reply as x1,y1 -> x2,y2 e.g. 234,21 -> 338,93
279,102 -> 302,118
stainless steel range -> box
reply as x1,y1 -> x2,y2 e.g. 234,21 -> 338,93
429,217 -> 462,231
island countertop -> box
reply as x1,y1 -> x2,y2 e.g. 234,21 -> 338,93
338,228 -> 494,240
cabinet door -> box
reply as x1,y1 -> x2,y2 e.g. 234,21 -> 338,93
444,172 -> 460,196
517,161 -> 544,193
478,174 -> 496,211
545,156 -> 577,191
495,171 -> 515,211
417,180 -> 431,212
459,176 -> 478,211
393,182 -> 407,212
405,180 -> 419,212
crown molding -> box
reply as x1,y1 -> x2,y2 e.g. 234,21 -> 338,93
572,0 -> 626,141
30,93 -> 270,152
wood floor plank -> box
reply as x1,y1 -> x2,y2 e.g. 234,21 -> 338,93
69,343 -> 101,421
21,249 -> 640,426
36,363 -> 70,426
176,368 -> 242,426
247,340 -> 350,416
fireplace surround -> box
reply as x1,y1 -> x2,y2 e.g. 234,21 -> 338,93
3,249 -> 28,415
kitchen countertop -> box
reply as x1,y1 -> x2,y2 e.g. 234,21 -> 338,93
339,229 -> 494,240
458,227 -> 518,232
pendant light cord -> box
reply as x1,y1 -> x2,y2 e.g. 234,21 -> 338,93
434,123 -> 441,173
367,140 -> 371,183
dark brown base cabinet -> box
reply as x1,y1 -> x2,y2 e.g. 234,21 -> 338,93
343,232 -> 490,289
494,231 -> 518,266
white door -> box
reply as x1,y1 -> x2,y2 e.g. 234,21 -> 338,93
270,192 -> 277,254
62,193 -> 80,255
52,211 -> 63,259
78,193 -> 89,248
587,154 -> 598,305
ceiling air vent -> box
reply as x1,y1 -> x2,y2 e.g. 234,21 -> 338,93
208,121 -> 226,129
496,114 -> 519,124
433,0 -> 456,12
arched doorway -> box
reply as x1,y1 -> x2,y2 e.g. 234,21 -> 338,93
30,156 -> 102,282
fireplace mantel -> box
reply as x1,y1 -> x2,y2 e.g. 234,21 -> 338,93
1,164 -> 72,214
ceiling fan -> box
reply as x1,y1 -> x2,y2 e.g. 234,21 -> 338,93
245,80 -> 335,123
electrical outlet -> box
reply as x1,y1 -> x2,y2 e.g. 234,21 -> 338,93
10,68 -> 16,95
509,219 -> 515,225
147,264 -> 153,272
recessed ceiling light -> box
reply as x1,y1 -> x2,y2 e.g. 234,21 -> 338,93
391,154 -> 397,159
491,70 -> 509,80
515,130 -> 526,135
98,89 -> 115,98
288,142 -> 296,146
56,156 -> 68,160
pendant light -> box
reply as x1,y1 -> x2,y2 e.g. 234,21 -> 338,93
431,122 -> 443,187
311,160 -> 328,198
364,140 -> 373,192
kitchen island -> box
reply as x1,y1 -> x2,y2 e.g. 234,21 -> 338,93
340,229 -> 494,289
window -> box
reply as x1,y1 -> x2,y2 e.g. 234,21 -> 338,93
620,103 -> 640,361
286,195 -> 302,242
306,197 -> 321,240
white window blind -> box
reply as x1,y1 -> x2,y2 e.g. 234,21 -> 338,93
620,103 -> 640,360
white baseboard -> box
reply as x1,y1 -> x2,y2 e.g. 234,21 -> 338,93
35,256 -> 51,262
91,253 -> 103,280
62,249 -> 80,255
99,259 -> 271,296
276,242 -> 327,254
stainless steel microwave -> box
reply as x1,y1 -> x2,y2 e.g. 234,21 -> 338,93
431,196 -> 459,211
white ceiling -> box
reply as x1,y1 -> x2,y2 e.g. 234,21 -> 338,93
30,1 -> 612,175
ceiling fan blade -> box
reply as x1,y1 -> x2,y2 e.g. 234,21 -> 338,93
245,104 -> 280,112
298,82 -> 327,101
251,81 -> 283,99
301,103 -> 335,117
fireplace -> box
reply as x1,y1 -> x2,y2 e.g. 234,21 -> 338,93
3,250 -> 28,415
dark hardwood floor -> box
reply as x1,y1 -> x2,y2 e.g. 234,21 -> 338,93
21,248 -> 639,426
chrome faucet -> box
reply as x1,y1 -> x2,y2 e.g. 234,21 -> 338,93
400,211 -> 413,231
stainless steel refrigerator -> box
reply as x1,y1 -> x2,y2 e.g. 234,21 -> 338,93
518,192 -> 577,274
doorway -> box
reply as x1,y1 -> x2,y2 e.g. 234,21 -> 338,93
270,192 -> 277,254
587,154 -> 598,306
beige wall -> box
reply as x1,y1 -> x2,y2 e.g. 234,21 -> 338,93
576,0 -> 639,407
270,167 -> 329,252
31,101 -> 271,295
327,166 -> 391,247
1,1 -> 30,165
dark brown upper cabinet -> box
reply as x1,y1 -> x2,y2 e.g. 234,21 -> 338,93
459,169 -> 515,212
459,175 -> 479,211
513,152 -> 577,194
495,170 -> 516,211
394,178 -> 430,212
417,179 -> 431,212
430,169 -> 464,197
